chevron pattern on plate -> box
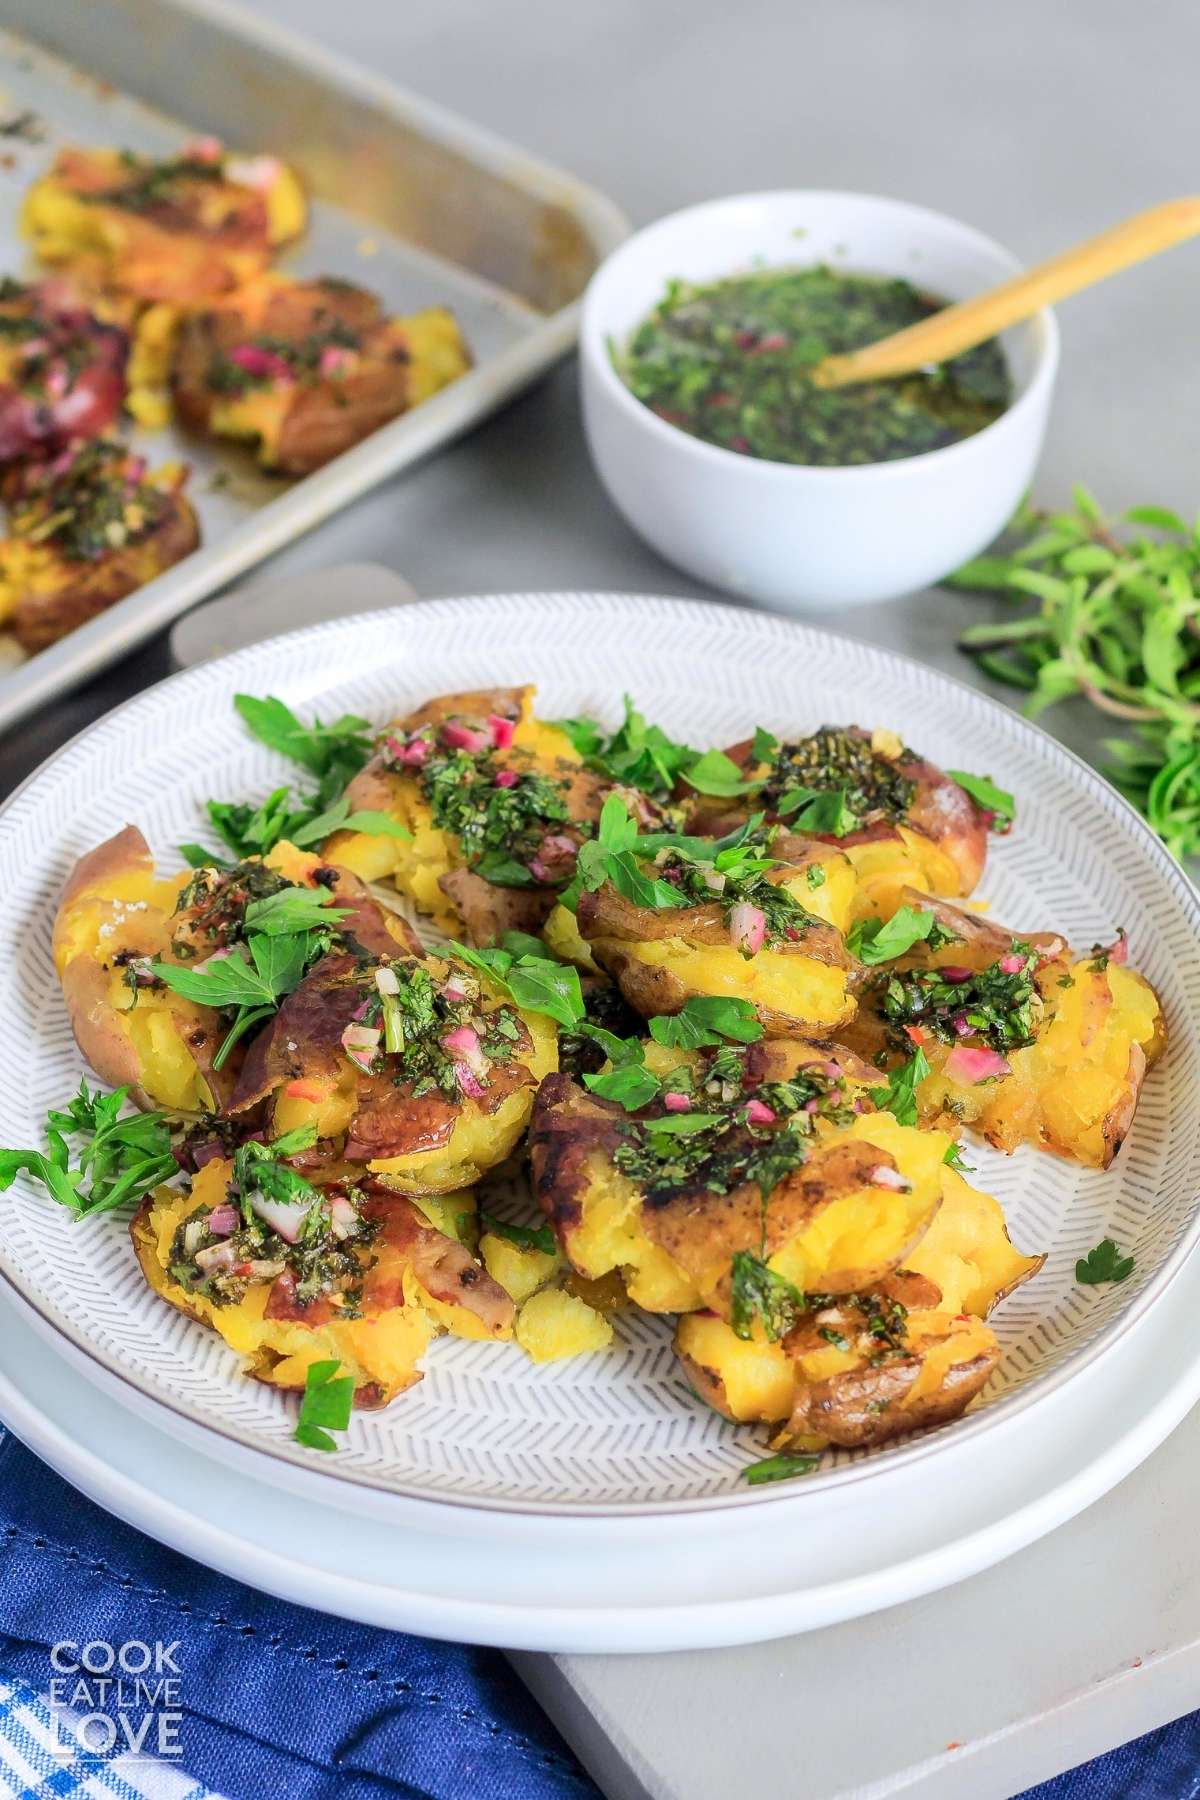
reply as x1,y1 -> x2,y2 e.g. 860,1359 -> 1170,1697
1,591 -> 1197,1514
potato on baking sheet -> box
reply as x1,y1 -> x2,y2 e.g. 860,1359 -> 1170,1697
0,277 -> 129,463
529,1040 -> 951,1315
228,944 -> 557,1194
325,685 -> 622,942
0,437 -> 198,653
22,142 -> 306,305
843,891 -> 1165,1168
675,1162 -> 1042,1447
132,1156 -> 512,1407
683,724 -> 992,916
52,828 -> 415,1114
168,274 -> 471,474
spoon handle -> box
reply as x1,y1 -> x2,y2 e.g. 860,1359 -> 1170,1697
813,197 -> 1200,388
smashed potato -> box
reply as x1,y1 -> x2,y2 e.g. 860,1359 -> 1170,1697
326,685 -> 612,941
52,829 -> 415,1113
844,893 -> 1165,1167
0,438 -> 197,653
684,724 -> 991,917
675,1162 -> 1042,1446
133,1158 -> 512,1406
170,275 -> 470,474
530,1042 -> 950,1315
22,142 -> 306,305
232,946 -> 557,1193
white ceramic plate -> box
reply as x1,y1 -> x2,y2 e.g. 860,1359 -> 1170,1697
4,1223 -> 1200,1652
0,592 -> 1197,1516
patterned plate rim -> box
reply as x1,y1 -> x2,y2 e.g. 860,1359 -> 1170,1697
1,590 -> 1197,1520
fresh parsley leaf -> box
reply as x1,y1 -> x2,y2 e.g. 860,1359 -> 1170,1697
584,1062 -> 662,1110
235,694 -> 373,783
0,1081 -> 177,1220
743,1451 -> 821,1485
847,905 -> 951,966
775,786 -> 858,835
233,1131 -> 322,1225
556,696 -> 699,798
480,1212 -> 557,1255
648,996 -> 763,1049
641,1111 -> 724,1136
868,1048 -> 931,1128
597,792 -> 639,852
242,888 -> 348,937
178,842 -> 229,869
288,796 -> 411,847
447,943 -> 584,1028
681,748 -> 764,798
294,1357 -> 355,1452
499,929 -> 555,961
751,725 -> 779,764
942,1142 -> 974,1173
150,947 -> 275,1011
947,769 -> 1016,832
730,1250 -> 805,1342
1076,1237 -> 1135,1285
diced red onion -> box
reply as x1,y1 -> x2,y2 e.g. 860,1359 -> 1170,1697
494,769 -> 518,789
938,966 -> 973,983
454,1062 -> 487,1101
951,1013 -> 972,1037
945,1044 -> 1011,1084
998,953 -> 1026,975
441,720 -> 491,754
700,867 -> 727,893
250,1190 -> 314,1244
440,975 -> 475,1004
387,733 -> 429,767
195,1240 -> 240,1274
329,1194 -> 359,1241
870,1164 -> 911,1191
729,902 -> 766,956
1105,933 -> 1129,965
341,1021 -> 381,1072
191,1138 -> 225,1171
823,1061 -> 842,1078
184,134 -> 224,162
229,343 -> 294,383
441,1025 -> 491,1081
206,1204 -> 239,1237
318,345 -> 355,378
745,1098 -> 776,1125
226,153 -> 282,192
803,1097 -> 821,1113
663,1091 -> 691,1113
488,713 -> 516,750
527,858 -> 551,884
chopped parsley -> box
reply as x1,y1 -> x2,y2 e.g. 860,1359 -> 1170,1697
294,1358 -> 356,1453
480,1213 -> 557,1256
873,946 -> 1040,1056
946,769 -> 1016,833
868,1049 -> 931,1129
761,725 -> 915,826
846,905 -> 960,966
742,1451 -> 821,1485
12,439 -> 170,563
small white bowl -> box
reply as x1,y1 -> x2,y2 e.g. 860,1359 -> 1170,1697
580,190 -> 1059,610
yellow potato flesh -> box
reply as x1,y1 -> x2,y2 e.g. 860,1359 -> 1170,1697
845,826 -> 963,920
53,862 -> 215,1111
787,850 -> 857,933
767,1112 -> 949,1294
919,960 -> 1164,1165
618,937 -> 854,1032
144,1171 -> 438,1396
906,1167 -> 1042,1316
566,1149 -> 701,1312
542,903 -> 598,971
515,1288 -> 613,1362
481,1233 -> 559,1305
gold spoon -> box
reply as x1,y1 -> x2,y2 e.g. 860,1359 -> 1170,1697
811,197 -> 1200,388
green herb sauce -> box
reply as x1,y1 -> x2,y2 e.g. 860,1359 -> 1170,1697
619,265 -> 1011,467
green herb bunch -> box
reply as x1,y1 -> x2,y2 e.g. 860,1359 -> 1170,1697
950,489 -> 1200,860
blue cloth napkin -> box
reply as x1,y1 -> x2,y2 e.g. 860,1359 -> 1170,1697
0,1423 -> 1194,1800
0,1428 -> 599,1800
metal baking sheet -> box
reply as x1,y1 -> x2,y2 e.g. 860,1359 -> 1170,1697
0,0 -> 627,734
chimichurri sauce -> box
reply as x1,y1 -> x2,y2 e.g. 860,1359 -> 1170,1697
618,265 -> 1011,467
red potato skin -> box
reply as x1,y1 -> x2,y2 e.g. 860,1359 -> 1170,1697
0,280 -> 128,464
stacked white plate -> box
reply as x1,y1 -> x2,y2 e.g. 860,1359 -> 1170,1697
1,592 -> 1198,1653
